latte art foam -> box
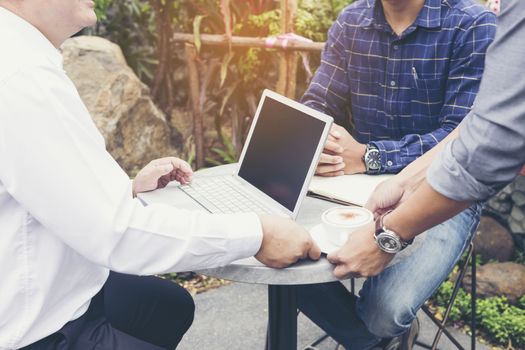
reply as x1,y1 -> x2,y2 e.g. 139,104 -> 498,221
324,207 -> 372,227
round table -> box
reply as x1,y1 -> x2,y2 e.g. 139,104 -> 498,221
139,164 -> 345,350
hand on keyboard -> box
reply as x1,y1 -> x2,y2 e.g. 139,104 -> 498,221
255,215 -> 321,268
133,157 -> 193,197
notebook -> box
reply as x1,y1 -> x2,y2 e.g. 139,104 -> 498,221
308,173 -> 394,207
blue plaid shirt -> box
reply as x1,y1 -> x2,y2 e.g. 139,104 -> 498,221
302,0 -> 497,173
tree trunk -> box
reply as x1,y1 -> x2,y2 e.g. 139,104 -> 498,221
184,44 -> 205,169
276,0 -> 299,98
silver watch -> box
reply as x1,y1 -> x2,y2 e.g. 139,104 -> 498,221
374,211 -> 413,254
364,144 -> 381,174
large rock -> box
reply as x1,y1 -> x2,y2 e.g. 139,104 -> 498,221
473,216 -> 514,262
463,262 -> 525,303
61,36 -> 178,174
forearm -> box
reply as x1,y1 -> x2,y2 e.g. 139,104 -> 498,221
383,180 -> 471,241
395,127 -> 460,191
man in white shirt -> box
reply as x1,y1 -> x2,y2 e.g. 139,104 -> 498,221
0,1 -> 321,349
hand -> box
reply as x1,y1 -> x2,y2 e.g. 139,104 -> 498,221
327,222 -> 394,279
316,124 -> 367,176
365,176 -> 417,218
132,157 -> 193,196
255,215 -> 321,268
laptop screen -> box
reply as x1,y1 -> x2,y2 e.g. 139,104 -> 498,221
238,95 -> 326,212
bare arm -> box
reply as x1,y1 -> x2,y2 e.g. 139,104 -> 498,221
366,127 -> 460,215
383,180 -> 471,242
396,127 -> 459,190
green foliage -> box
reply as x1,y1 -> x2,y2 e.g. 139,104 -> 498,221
433,281 -> 525,347
95,0 -> 159,82
514,250 -> 525,265
296,0 -> 352,41
434,280 -> 471,322
206,136 -> 237,166
93,0 -> 111,21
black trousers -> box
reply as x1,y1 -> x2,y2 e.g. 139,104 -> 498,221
22,272 -> 195,350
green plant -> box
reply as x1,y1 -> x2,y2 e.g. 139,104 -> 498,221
432,281 -> 525,348
95,0 -> 158,82
514,250 -> 525,265
206,135 -> 237,166
93,0 -> 111,20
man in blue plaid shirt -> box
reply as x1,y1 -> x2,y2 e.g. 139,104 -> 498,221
298,0 -> 496,348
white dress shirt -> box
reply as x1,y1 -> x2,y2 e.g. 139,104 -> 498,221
0,8 -> 262,349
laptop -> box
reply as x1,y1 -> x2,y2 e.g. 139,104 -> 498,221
179,89 -> 333,219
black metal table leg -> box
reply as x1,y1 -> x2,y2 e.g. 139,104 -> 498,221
267,285 -> 298,350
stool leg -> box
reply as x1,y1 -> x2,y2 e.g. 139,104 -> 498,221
430,244 -> 473,350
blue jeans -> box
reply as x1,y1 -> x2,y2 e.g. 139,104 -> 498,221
298,205 -> 481,350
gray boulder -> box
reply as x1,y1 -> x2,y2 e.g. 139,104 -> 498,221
464,262 -> 525,304
61,36 -> 179,174
473,216 -> 514,262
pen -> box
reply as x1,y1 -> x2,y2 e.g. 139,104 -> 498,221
412,67 -> 419,88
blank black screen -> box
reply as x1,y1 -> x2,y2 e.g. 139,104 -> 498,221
238,97 -> 325,211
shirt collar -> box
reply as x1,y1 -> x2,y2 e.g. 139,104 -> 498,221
415,0 -> 442,29
358,0 -> 442,30
0,7 -> 63,68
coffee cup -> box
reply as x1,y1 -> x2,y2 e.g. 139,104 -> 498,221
321,206 -> 374,246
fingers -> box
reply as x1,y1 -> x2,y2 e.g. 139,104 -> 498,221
317,170 -> 345,177
316,162 -> 345,176
327,252 -> 360,279
149,157 -> 193,175
364,196 -> 379,213
170,158 -> 193,175
330,129 -> 341,140
153,163 -> 174,177
330,124 -> 345,138
333,264 -> 361,279
324,140 -> 344,154
319,153 -> 343,165
308,240 -> 322,261
326,250 -> 341,264
317,152 -> 345,176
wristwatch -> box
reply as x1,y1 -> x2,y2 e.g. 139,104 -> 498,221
374,211 -> 413,254
364,144 -> 381,174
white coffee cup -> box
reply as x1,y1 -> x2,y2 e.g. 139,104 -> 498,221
321,206 -> 374,246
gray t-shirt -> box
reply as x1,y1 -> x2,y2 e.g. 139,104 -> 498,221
428,0 -> 525,202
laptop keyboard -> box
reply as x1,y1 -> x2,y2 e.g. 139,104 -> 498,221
179,176 -> 273,214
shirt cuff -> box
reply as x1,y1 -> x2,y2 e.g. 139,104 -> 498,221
427,142 -> 496,202
212,212 -> 264,260
370,141 -> 402,174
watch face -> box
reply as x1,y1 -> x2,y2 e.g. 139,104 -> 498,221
366,149 -> 381,171
377,233 -> 401,253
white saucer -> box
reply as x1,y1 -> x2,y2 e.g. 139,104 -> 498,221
309,224 -> 342,254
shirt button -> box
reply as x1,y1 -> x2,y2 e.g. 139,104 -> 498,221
390,80 -> 396,87
387,161 -> 393,167
393,45 -> 399,50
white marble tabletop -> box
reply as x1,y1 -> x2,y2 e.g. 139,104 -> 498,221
138,163 -> 345,285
